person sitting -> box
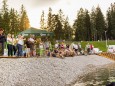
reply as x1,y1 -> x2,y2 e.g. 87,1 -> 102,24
47,48 -> 58,58
60,40 -> 66,49
78,43 -> 82,53
73,43 -> 78,55
69,43 -> 76,57
64,44 -> 71,57
90,44 -> 94,54
55,40 -> 59,49
58,48 -> 65,59
86,43 -> 90,55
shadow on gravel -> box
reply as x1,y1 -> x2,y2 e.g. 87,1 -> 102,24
70,63 -> 115,86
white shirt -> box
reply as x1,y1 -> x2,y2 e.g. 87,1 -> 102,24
17,38 -> 24,45
29,38 -> 34,43
45,41 -> 50,48
73,44 -> 78,49
87,44 -> 90,48
39,44 -> 44,49
7,37 -> 13,44
55,43 -> 59,48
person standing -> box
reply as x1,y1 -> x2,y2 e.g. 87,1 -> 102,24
16,35 -> 24,57
39,41 -> 45,57
0,28 -> 6,56
29,35 -> 35,57
44,39 -> 50,50
7,34 -> 13,56
25,38 -> 31,57
12,34 -> 17,56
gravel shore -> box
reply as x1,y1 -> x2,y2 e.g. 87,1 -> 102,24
0,55 -> 114,86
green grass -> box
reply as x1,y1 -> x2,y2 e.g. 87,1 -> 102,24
66,40 -> 115,52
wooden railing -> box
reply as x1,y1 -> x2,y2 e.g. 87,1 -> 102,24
98,52 -> 115,61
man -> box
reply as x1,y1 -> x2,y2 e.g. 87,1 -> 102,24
0,28 -> 6,56
16,35 -> 24,57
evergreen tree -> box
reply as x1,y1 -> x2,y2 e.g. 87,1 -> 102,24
14,10 -> 20,35
58,9 -> 65,24
84,10 -> 91,41
19,5 -> 30,31
111,3 -> 115,39
1,0 -> 8,14
95,6 -> 106,40
47,7 -> 53,31
0,1 -> 30,35
90,7 -> 96,41
3,10 -> 10,34
40,11 -> 45,30
0,14 -> 3,28
107,3 -> 115,39
63,16 -> 72,40
53,15 -> 63,40
9,8 -> 20,35
50,14 -> 57,32
106,7 -> 112,39
1,0 -> 10,35
73,8 -> 86,41
58,9 -> 65,39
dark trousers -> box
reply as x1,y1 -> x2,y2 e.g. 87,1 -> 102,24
17,44 -> 23,56
0,43 -> 4,56
7,44 -> 13,56
12,45 -> 17,55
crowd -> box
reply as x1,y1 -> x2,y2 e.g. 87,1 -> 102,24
0,28 -> 95,58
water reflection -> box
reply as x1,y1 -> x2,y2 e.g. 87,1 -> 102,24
75,63 -> 115,86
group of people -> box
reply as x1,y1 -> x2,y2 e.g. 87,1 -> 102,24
39,41 -> 95,58
6,34 -> 36,57
0,28 -> 95,58
0,28 -> 36,57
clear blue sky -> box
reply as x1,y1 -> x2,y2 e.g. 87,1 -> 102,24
0,0 -> 115,28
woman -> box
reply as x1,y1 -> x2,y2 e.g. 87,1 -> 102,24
12,34 -> 17,56
7,34 -> 13,56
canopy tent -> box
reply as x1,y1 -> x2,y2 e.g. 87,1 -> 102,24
20,27 -> 53,36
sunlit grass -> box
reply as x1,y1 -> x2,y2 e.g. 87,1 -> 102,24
66,40 -> 115,52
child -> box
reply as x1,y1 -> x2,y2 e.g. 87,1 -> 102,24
39,41 -> 44,57
25,38 -> 30,57
33,45 -> 36,57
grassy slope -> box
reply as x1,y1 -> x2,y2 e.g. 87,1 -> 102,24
66,40 -> 115,52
